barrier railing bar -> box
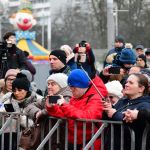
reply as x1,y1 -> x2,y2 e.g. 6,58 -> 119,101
83,123 -> 108,150
74,120 -> 77,150
110,123 -> 114,150
142,124 -> 150,150
82,121 -> 86,148
36,119 -> 61,150
121,124 -> 124,150
0,115 -> 14,135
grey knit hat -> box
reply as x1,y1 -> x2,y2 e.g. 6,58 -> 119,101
47,73 -> 68,88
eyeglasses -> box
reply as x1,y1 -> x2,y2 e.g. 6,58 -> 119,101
7,78 -> 15,82
107,96 -> 114,99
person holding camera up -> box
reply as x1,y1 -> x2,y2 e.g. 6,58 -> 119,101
73,40 -> 96,78
0,32 -> 34,78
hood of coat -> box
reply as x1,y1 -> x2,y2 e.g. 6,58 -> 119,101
84,75 -> 108,98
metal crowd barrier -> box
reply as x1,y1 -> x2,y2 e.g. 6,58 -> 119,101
0,112 -> 149,150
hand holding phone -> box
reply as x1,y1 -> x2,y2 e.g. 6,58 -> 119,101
4,104 -> 15,112
48,95 -> 61,104
108,66 -> 121,74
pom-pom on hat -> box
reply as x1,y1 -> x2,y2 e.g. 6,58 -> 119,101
47,73 -> 68,88
12,73 -> 30,91
49,50 -> 67,65
105,80 -> 123,98
68,69 -> 90,88
119,48 -> 136,64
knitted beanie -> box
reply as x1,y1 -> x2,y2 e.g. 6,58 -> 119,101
12,73 -> 30,91
115,35 -> 125,44
60,45 -> 74,61
68,69 -> 90,88
119,48 -> 136,64
21,69 -> 33,82
5,69 -> 20,80
135,44 -> 144,50
137,54 -> 147,63
50,50 -> 67,65
105,80 -> 123,98
47,73 -> 68,88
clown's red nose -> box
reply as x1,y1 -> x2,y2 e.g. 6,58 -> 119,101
23,18 -> 28,24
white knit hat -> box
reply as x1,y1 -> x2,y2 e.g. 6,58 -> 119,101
60,45 -> 74,62
47,73 -> 68,88
105,80 -> 123,98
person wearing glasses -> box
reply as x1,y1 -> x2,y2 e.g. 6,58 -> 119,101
0,69 -> 20,100
105,80 -> 123,105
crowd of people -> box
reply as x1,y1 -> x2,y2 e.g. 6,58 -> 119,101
0,32 -> 150,149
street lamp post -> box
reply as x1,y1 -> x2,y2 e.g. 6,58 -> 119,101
113,4 -> 128,36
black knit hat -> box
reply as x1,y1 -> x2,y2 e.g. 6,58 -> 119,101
12,73 -> 30,91
50,50 -> 67,65
115,35 -> 125,44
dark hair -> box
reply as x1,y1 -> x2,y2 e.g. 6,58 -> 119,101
132,73 -> 149,95
79,41 -> 87,47
3,32 -> 16,41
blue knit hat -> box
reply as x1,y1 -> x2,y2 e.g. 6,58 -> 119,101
119,48 -> 136,64
68,69 -> 90,88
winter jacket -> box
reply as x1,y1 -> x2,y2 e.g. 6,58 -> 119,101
0,91 -> 43,128
46,75 -> 107,145
26,86 -> 72,119
0,45 -> 36,78
105,95 -> 150,150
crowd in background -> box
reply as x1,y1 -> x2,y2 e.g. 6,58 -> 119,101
0,32 -> 150,150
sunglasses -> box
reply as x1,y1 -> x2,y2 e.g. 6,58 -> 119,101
108,96 -> 114,99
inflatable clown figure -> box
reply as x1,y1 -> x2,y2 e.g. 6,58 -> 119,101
9,8 -> 36,31
9,8 -> 49,61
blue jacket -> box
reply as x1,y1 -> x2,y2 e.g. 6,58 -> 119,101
112,95 -> 150,121
108,95 -> 150,150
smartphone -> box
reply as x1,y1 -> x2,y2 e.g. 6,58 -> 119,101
108,66 -> 121,74
74,53 -> 86,63
49,95 -> 61,104
4,104 -> 15,112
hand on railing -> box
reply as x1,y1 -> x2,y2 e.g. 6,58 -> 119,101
123,109 -> 139,123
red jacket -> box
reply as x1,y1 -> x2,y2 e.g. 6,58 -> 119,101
46,75 -> 108,145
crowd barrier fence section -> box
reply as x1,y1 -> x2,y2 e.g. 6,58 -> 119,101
0,112 -> 149,150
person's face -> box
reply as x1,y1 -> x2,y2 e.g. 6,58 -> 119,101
6,76 -> 16,92
146,54 -> 150,60
49,55 -> 65,71
78,47 -> 86,54
124,75 -> 144,99
114,41 -> 123,48
47,80 -> 60,95
70,87 -> 86,98
123,64 -> 133,69
128,67 -> 141,75
106,94 -> 119,105
136,58 -> 145,67
13,88 -> 28,100
6,35 -> 16,45
136,49 -> 144,56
